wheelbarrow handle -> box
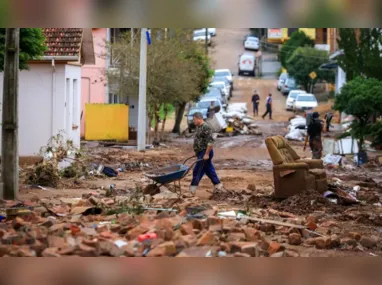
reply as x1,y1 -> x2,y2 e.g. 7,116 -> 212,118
182,158 -> 203,178
182,155 -> 197,165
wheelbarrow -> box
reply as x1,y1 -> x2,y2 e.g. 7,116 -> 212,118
143,156 -> 202,197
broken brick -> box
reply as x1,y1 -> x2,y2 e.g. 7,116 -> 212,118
197,231 -> 216,246
180,223 -> 195,236
42,247 -> 61,257
147,241 -> 177,257
259,224 -> 275,233
227,232 -> 246,242
268,241 -> 281,255
233,252 -> 251,257
348,232 -> 362,241
288,233 -> 302,246
315,237 -> 332,249
360,236 -> 379,248
330,234 -> 341,248
243,227 -> 261,241
270,251 -> 284,257
306,221 -> 318,231
340,237 -> 357,248
284,249 -> 299,257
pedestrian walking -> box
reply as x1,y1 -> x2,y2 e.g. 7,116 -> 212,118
207,101 -> 216,119
189,112 -> 223,194
262,93 -> 273,120
324,112 -> 333,132
303,112 -> 324,159
251,90 -> 260,116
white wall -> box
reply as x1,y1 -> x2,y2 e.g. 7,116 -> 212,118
0,63 -> 82,156
64,64 -> 82,149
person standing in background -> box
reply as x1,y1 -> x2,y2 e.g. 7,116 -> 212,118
304,112 -> 324,159
251,90 -> 260,116
262,93 -> 273,120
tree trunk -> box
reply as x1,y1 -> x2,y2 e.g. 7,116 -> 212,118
154,104 -> 160,141
147,112 -> 153,144
160,105 -> 168,139
172,102 -> 186,134
1,28 -> 20,200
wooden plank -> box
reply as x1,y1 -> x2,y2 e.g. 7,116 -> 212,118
247,217 -> 305,229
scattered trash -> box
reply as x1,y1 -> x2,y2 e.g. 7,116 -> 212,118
137,233 -> 158,243
285,129 -> 305,141
102,166 -> 118,177
114,240 -> 128,248
323,154 -> 343,167
218,251 -> 227,257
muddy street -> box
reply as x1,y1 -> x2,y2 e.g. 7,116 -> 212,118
5,29 -> 382,258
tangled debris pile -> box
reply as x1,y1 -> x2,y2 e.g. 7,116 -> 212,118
0,186 -> 381,257
24,133 -> 87,187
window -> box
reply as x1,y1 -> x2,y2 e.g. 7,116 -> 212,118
108,93 -> 120,104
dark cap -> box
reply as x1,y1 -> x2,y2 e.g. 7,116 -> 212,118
312,112 -> 319,119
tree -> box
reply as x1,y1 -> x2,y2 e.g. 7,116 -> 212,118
0,28 -> 47,71
280,30 -> 315,68
286,47 -> 335,91
337,28 -> 382,81
108,29 -> 211,139
334,76 -> 382,150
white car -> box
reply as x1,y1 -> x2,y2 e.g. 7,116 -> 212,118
286,90 -> 306,111
244,36 -> 260,51
277,72 -> 288,91
293,93 -> 318,112
196,28 -> 216,37
193,30 -> 211,45
214,69 -> 233,90
209,81 -> 229,101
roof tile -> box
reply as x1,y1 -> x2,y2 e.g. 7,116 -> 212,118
42,28 -> 83,57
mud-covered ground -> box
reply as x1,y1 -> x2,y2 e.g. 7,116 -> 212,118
4,29 -> 382,257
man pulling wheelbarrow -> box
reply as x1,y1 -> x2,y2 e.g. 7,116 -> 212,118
190,112 -> 223,195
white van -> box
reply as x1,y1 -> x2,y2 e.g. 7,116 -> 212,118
238,53 -> 255,76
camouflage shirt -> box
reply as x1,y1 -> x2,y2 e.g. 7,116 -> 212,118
193,123 -> 215,153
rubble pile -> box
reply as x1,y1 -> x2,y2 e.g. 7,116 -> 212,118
0,181 -> 381,257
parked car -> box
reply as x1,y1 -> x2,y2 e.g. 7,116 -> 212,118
209,81 -> 229,101
214,69 -> 234,90
277,72 -> 288,91
293,93 -> 318,112
212,76 -> 232,97
193,30 -> 211,45
238,53 -> 255,76
196,28 -> 216,37
243,34 -> 252,44
186,107 -> 208,131
281,77 -> 299,95
201,87 -> 227,106
244,36 -> 260,51
286,90 -> 306,111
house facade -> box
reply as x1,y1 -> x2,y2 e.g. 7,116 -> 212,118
0,28 -> 94,158
81,28 -> 108,138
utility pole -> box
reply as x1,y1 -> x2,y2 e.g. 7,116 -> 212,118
1,28 -> 20,200
137,28 -> 148,151
205,28 -> 208,55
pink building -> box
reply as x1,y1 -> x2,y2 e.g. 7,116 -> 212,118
81,28 -> 108,138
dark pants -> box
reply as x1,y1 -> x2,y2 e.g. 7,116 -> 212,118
191,149 -> 220,186
253,103 -> 259,116
262,104 -> 272,119
309,137 -> 323,159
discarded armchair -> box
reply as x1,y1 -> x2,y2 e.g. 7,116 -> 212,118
265,136 -> 327,198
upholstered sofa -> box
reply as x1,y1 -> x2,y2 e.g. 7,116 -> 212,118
265,136 -> 327,198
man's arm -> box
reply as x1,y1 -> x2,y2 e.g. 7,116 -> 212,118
203,125 -> 215,160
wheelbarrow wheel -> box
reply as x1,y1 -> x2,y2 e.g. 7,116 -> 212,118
143,184 -> 160,196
